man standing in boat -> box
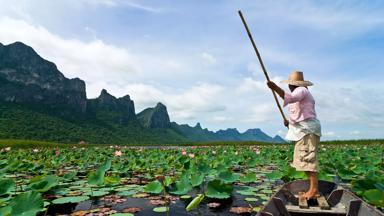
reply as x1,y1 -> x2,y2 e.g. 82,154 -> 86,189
267,71 -> 322,200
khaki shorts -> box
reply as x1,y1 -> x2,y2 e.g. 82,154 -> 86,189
291,133 -> 320,172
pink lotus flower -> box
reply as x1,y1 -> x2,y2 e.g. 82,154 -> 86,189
188,153 -> 195,158
55,148 -> 60,155
181,150 -> 187,155
114,150 -> 122,157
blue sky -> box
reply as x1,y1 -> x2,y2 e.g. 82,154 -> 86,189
0,0 -> 383,140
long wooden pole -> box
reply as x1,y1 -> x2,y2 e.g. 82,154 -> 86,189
238,10 -> 287,123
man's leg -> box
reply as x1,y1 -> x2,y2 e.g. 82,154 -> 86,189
303,171 -> 319,199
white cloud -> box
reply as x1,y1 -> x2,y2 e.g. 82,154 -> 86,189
201,52 -> 217,65
244,104 -> 276,123
0,17 -> 141,97
251,1 -> 384,37
0,17 -> 199,99
78,0 -> 163,13
236,76 -> 283,94
323,131 -> 336,137
105,82 -> 226,121
212,116 -> 233,122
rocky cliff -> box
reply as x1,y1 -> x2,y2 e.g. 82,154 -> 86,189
0,42 -> 87,113
87,89 -> 136,125
137,102 -> 171,129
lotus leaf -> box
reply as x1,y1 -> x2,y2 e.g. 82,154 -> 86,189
52,196 -> 90,204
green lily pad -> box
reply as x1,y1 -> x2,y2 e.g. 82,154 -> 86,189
257,194 -> 270,200
0,206 -> 11,216
115,187 -> 131,191
43,201 -> 50,207
0,179 -> 15,196
105,175 -> 121,185
116,190 -> 137,196
153,206 -> 169,212
10,191 -> 44,216
63,172 -> 77,181
245,197 -> 258,202
190,173 -> 204,187
363,189 -> 384,207
318,172 -> 334,182
84,190 -> 109,197
0,195 -> 12,205
29,175 -> 58,192
236,190 -> 257,196
266,170 -> 283,180
239,173 -> 257,183
132,193 -> 149,198
99,159 -> 112,172
52,196 -> 90,204
180,195 -> 191,199
169,176 -> 192,195
98,187 -> 113,191
87,170 -> 105,186
144,180 -> 163,194
218,171 -> 240,183
206,179 -> 233,199
261,189 -> 273,194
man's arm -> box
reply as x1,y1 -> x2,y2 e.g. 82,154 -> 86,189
267,81 -> 284,99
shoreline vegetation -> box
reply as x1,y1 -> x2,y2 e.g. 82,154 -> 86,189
1,138 -> 383,148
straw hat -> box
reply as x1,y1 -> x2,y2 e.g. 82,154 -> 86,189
281,70 -> 313,86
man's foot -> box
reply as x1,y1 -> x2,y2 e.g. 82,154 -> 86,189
302,190 -> 320,200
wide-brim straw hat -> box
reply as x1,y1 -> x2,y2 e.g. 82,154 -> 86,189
281,70 -> 313,86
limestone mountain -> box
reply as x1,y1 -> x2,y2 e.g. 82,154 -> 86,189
272,135 -> 286,143
171,123 -> 286,143
215,128 -> 242,140
0,42 -> 87,114
87,89 -> 135,125
137,102 -> 170,128
170,122 -> 218,141
242,128 -> 276,142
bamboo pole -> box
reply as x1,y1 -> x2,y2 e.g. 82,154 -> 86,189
238,10 -> 288,123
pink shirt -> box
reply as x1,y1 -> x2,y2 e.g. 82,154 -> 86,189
284,87 -> 317,124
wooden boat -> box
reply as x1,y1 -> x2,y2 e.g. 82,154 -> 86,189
257,180 -> 384,216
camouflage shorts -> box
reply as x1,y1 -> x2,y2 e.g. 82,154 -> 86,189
291,133 -> 320,172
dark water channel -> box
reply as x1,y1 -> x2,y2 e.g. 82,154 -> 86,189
45,185 -> 266,216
